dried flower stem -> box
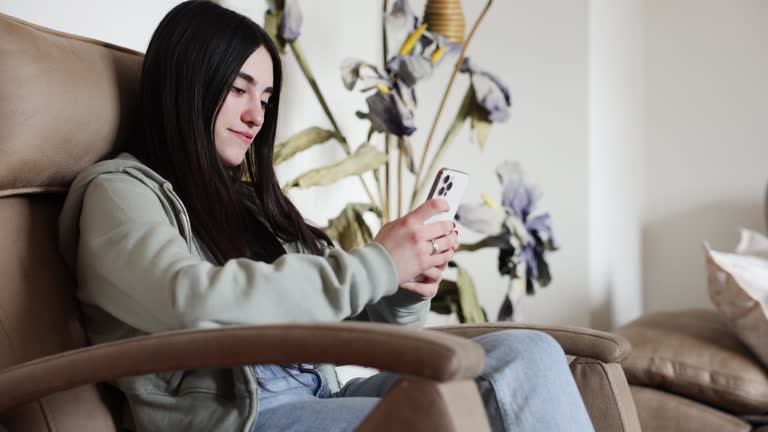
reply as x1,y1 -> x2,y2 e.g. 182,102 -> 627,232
411,0 -> 494,208
381,0 -> 392,225
398,139 -> 404,218
366,126 -> 385,206
456,239 -> 492,252
384,135 -> 392,223
382,0 -> 391,224
288,40 -> 378,205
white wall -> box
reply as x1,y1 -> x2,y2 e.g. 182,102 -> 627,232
418,0 -> 590,326
589,0 -> 645,329
642,0 -> 768,313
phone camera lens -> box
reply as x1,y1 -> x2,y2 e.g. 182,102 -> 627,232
438,186 -> 445,196
447,182 -> 453,191
443,175 -> 450,184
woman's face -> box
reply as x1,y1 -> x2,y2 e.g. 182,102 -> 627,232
214,46 -> 274,167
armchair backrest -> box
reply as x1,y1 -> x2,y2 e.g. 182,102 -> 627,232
0,12 -> 142,431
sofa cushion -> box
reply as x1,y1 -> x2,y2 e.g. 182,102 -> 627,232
630,385 -> 751,432
707,229 -> 768,369
615,309 -> 768,414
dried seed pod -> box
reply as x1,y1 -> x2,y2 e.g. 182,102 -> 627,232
423,0 -> 465,44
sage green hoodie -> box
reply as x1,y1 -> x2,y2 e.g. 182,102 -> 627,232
58,152 -> 430,431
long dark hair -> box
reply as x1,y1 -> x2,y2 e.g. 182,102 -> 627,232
133,0 -> 331,264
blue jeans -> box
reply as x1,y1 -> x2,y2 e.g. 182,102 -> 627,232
252,330 -> 594,431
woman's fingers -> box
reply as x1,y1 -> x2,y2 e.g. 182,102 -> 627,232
373,201 -> 458,286
409,199 -> 450,223
419,220 -> 455,241
400,259 -> 450,297
422,230 -> 459,256
424,246 -> 455,269
398,280 -> 438,297
420,266 -> 443,282
446,230 -> 459,250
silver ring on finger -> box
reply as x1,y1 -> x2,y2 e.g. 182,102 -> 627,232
430,238 -> 440,256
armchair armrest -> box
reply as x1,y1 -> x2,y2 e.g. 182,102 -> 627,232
432,323 -> 641,432
430,322 -> 631,363
0,322 -> 484,412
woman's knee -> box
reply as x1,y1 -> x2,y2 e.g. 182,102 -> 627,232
476,329 -> 565,363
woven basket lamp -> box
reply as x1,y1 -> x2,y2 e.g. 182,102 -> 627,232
423,0 -> 466,44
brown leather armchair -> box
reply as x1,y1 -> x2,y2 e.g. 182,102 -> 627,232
0,12 -> 640,432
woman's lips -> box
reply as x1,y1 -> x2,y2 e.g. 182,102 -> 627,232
229,129 -> 254,144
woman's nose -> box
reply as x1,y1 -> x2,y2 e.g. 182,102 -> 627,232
242,103 -> 264,127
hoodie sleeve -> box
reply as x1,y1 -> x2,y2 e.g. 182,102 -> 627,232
75,173 -> 399,333
357,289 -> 432,328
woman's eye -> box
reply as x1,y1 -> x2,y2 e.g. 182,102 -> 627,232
261,100 -> 270,109
231,86 -> 246,95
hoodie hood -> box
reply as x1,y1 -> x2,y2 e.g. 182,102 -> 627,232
58,152 -> 186,272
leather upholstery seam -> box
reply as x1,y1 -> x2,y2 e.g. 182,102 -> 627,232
0,305 -> 17,364
36,398 -> 56,432
626,354 -> 768,403
598,362 -> 631,431
573,359 -> 629,431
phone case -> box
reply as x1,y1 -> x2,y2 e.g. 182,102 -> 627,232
424,168 -> 469,224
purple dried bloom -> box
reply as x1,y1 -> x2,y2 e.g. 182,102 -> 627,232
387,55 -> 433,88
497,162 -> 557,289
460,161 -> 557,293
460,58 -> 512,122
340,58 -> 388,91
358,91 -> 416,137
382,1 -> 455,98
497,162 -> 539,221
279,0 -> 302,41
526,213 -> 556,249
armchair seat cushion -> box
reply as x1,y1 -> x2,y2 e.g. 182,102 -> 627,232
615,309 -> 768,414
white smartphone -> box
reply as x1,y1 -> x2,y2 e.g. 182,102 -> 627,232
423,168 -> 469,225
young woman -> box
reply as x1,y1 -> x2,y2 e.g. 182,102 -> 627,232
58,1 -> 594,431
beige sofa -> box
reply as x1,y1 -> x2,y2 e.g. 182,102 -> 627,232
0,12 -> 640,431
616,186 -> 768,431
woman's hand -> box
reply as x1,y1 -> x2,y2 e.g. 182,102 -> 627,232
399,261 -> 450,298
373,199 -> 459,292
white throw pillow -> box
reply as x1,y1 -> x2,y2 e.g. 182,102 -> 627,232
736,227 -> 768,258
706,229 -> 768,368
